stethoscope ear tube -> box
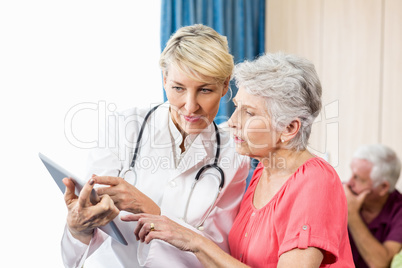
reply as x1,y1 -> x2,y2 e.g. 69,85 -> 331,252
130,104 -> 162,172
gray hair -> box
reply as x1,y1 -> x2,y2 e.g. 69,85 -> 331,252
233,52 -> 322,150
353,144 -> 401,192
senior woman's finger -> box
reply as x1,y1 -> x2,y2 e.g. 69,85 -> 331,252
137,220 -> 156,242
124,214 -> 160,241
120,213 -> 143,222
121,214 -> 144,240
134,215 -> 154,241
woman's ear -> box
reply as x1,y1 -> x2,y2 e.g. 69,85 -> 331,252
222,76 -> 231,97
280,119 -> 301,143
163,71 -> 167,89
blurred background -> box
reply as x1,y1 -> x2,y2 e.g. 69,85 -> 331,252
1,0 -> 401,267
0,1 -> 162,267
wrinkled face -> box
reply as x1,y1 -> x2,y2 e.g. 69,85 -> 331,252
228,87 -> 280,158
347,158 -> 374,195
164,66 -> 228,135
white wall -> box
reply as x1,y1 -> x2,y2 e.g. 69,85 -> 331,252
266,0 -> 402,191
0,1 -> 162,267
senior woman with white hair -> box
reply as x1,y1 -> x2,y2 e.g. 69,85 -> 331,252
122,52 -> 355,267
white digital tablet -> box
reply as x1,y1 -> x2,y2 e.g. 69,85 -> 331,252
39,152 -> 128,245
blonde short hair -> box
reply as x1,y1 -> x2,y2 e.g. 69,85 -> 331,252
160,24 -> 234,85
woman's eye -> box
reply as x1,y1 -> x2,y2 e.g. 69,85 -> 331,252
246,110 -> 254,116
200,88 -> 212,93
173,86 -> 184,92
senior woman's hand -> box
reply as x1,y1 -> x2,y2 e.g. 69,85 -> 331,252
121,213 -> 200,252
93,176 -> 161,215
63,177 -> 120,245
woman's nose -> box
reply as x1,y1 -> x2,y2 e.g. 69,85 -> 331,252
228,109 -> 239,128
184,94 -> 199,114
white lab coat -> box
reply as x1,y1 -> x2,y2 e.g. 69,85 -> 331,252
61,102 -> 250,268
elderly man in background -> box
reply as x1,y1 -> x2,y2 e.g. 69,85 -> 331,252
344,144 -> 402,268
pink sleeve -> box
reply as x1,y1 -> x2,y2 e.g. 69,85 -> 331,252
276,159 -> 348,264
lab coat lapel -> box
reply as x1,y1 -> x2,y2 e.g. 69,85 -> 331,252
147,103 -> 177,177
148,102 -> 217,177
176,122 -> 216,175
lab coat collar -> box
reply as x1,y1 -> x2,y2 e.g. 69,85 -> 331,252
150,102 -> 217,176
167,111 -> 198,169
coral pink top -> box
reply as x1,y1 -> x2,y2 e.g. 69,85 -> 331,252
228,157 -> 354,267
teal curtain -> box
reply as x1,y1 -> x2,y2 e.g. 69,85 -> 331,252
160,0 -> 265,124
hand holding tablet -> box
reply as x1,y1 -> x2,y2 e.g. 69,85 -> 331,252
39,152 -> 128,245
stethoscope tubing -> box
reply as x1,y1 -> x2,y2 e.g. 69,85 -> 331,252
125,104 -> 225,228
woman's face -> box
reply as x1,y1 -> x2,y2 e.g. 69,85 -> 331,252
228,87 -> 281,159
164,66 -> 228,135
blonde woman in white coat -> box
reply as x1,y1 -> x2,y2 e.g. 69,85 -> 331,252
61,24 -> 250,268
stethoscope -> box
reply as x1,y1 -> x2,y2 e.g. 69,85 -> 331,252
122,104 -> 225,230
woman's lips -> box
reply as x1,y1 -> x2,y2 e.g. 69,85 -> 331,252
233,135 -> 245,143
183,115 -> 201,122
